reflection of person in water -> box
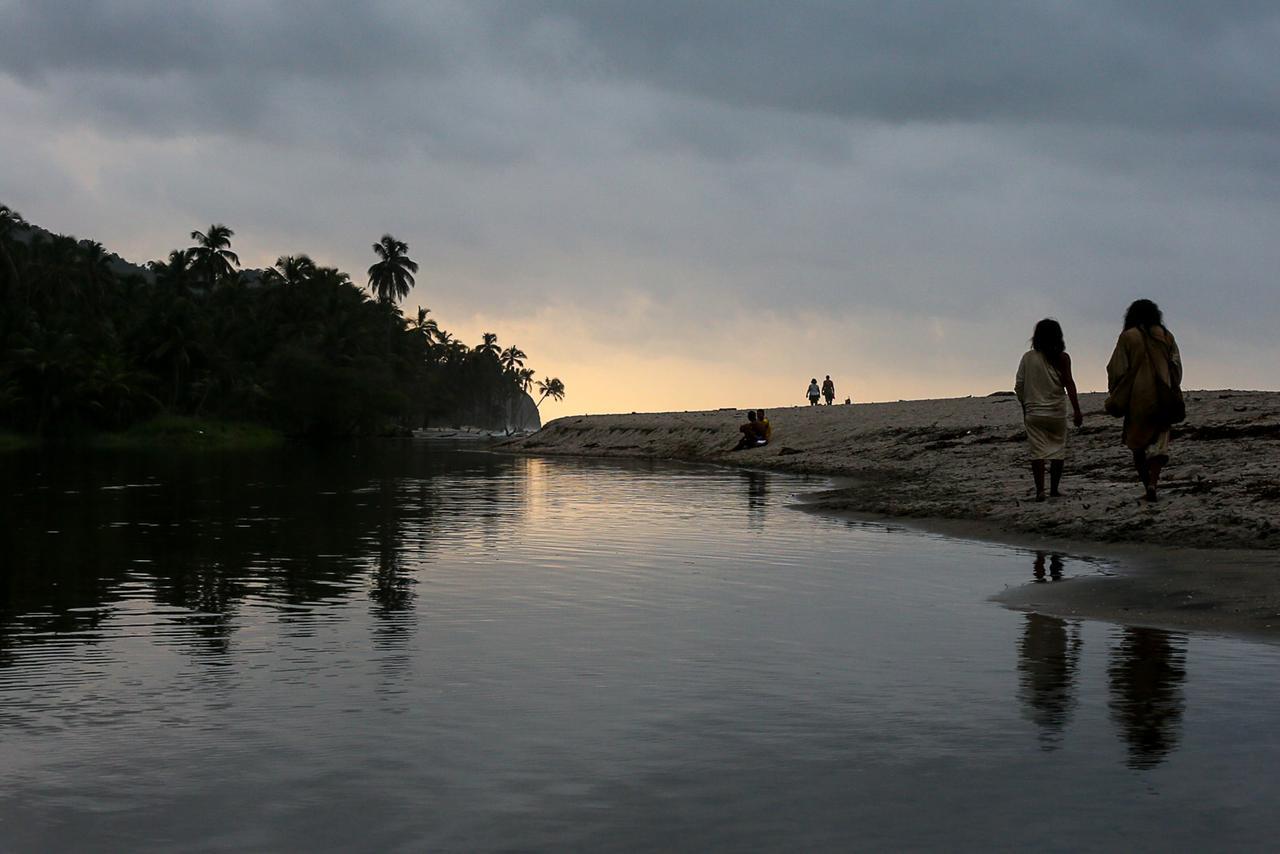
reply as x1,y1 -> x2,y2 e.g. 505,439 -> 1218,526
744,470 -> 768,529
1017,613 -> 1082,750
1108,626 -> 1187,770
1032,551 -> 1065,582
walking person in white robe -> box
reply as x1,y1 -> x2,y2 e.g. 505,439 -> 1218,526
1015,319 -> 1084,500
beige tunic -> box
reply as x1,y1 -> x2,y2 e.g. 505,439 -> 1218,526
1106,326 -> 1182,454
1015,350 -> 1067,460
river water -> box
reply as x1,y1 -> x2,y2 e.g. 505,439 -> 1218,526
2,444 -> 1279,851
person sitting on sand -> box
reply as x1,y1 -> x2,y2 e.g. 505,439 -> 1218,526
822,375 -> 835,405
756,409 -> 772,442
733,410 -> 768,450
807,379 -> 821,406
1015,318 -> 1083,501
1105,299 -> 1183,503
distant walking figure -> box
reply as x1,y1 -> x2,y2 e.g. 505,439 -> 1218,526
822,375 -> 835,405
1015,319 -> 1083,501
807,378 -> 821,406
1106,299 -> 1183,502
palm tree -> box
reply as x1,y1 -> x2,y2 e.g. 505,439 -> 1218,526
534,377 -> 565,408
78,241 -> 114,300
475,332 -> 500,358
447,340 -> 469,363
263,254 -> 316,287
408,306 -> 439,341
499,345 -> 527,373
516,367 -> 535,393
188,224 -> 240,286
367,234 -> 417,304
311,266 -> 351,288
146,303 -> 198,406
150,249 -> 193,293
78,350 -> 160,428
32,234 -> 81,309
0,203 -> 27,305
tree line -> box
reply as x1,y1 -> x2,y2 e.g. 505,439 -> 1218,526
0,204 -> 564,437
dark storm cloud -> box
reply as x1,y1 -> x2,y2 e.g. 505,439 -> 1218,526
515,0 -> 1280,132
0,0 -> 455,78
4,1 -> 1279,142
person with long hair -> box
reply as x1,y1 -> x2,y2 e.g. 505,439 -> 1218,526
1106,299 -> 1183,502
1015,319 -> 1084,500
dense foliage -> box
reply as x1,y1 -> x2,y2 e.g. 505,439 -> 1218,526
0,206 -> 563,437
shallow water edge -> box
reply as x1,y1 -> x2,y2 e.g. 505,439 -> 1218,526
790,496 -> 1280,643
498,411 -> 1280,641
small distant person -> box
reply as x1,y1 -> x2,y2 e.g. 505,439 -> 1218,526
756,409 -> 772,443
807,378 -> 821,406
1015,318 -> 1083,501
822,375 -> 835,405
733,410 -> 768,450
1105,299 -> 1183,502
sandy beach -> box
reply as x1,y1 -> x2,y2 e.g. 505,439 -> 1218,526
506,389 -> 1280,637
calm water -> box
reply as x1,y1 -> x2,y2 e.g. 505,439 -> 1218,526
2,444 -> 1279,851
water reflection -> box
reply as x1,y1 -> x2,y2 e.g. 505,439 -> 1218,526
1108,627 -> 1188,770
1032,551 -> 1065,583
743,470 -> 768,530
1016,552 -> 1190,767
0,442 -> 527,665
0,446 -> 1216,786
1017,614 -> 1082,750
7,446 -> 1280,849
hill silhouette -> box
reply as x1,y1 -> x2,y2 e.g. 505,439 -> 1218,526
0,204 -> 549,437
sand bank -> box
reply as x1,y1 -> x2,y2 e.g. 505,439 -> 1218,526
801,506 -> 1280,639
508,390 -> 1280,550
506,390 -> 1280,637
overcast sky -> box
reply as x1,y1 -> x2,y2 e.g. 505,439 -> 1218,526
3,1 -> 1277,418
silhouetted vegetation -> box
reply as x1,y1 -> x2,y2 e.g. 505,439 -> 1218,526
0,205 -> 563,438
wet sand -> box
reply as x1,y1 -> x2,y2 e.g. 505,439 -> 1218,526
505,389 -> 1280,637
802,506 -> 1280,640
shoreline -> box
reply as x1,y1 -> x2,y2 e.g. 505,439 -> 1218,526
504,390 -> 1280,550
797,502 -> 1280,641
505,390 -> 1280,640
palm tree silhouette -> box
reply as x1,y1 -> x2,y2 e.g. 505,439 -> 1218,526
516,368 -> 535,393
150,249 -> 194,293
1,204 -> 29,306
147,307 -> 197,406
475,332 -> 500,359
367,234 -> 417,304
78,241 -> 113,299
535,376 -> 565,407
499,345 -> 527,373
264,254 -> 316,287
408,306 -> 439,341
188,224 -> 240,287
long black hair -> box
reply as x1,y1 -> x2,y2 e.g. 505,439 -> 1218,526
1031,318 -> 1065,361
1124,299 -> 1164,331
